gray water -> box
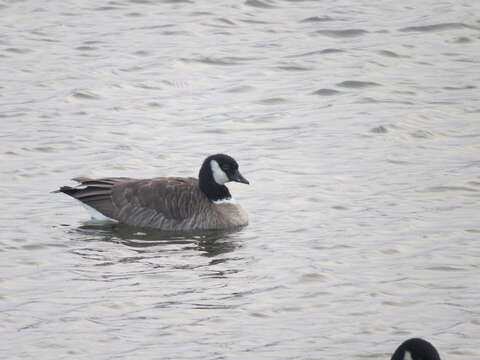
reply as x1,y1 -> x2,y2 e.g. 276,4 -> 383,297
1,0 -> 480,359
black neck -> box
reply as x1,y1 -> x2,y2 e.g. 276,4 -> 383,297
199,163 -> 232,202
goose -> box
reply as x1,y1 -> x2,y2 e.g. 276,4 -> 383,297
391,338 -> 441,360
56,154 -> 249,231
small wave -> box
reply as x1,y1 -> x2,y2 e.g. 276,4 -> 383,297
300,273 -> 329,283
378,50 -> 407,58
319,48 -> 345,54
0,112 -> 26,118
286,48 -> 345,58
71,90 -> 102,100
386,159 -> 410,165
316,29 -> 368,38
133,83 -> 163,90
452,36 -> 472,43
190,11 -> 214,16
181,56 -> 255,66
132,50 -> 152,57
277,65 -> 312,71
357,97 -> 414,105
331,205 -> 348,210
399,22 -> 478,32
125,12 -> 144,17
443,85 -> 476,90
76,46 -> 97,51
4,47 -> 33,54
425,186 -> 478,193
300,16 -> 335,23
336,80 -> 381,88
34,146 -> 56,153
146,102 -> 163,108
257,97 -> 289,105
215,18 -> 236,26
312,88 -> 341,96
426,266 -> 465,271
131,0 -> 192,3
94,6 -> 122,11
160,80 -> 190,88
223,85 -> 255,93
162,30 -> 192,36
409,129 -> 433,139
370,125 -> 388,134
245,0 -> 276,9
240,19 -> 270,25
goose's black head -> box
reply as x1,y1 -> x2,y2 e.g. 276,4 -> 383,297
391,338 -> 440,360
198,154 -> 249,202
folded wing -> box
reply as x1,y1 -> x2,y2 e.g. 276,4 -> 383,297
58,176 -> 211,230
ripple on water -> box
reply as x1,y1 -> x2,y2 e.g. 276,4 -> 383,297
370,125 -> 389,134
426,265 -> 466,272
336,80 -> 381,88
245,0 -> 276,9
299,272 -> 330,283
286,48 -> 345,58
378,50 -> 407,58
133,82 -> 164,91
2,1 -> 479,359
409,129 -> 434,139
125,12 -> 144,17
277,65 -> 313,71
4,47 -> 33,54
94,6 -> 122,11
398,22 -> 477,32
180,57 -> 256,66
76,46 -> 98,51
130,50 -> 151,57
257,97 -> 289,105
443,85 -> 476,90
315,29 -> 368,38
312,88 -> 341,96
300,16 -> 336,23
452,36 -> 473,43
70,90 -> 102,100
223,85 -> 255,93
357,97 -> 414,105
215,18 -> 236,26
424,186 -> 478,193
0,112 -> 27,119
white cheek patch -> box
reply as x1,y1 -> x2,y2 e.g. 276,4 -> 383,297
210,160 -> 229,185
403,350 -> 413,360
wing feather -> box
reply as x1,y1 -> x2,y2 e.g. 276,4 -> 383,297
59,176 -> 214,230
110,177 -> 211,229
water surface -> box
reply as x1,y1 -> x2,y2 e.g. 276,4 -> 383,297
1,0 -> 480,359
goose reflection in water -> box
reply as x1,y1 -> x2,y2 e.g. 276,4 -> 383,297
73,221 -> 243,259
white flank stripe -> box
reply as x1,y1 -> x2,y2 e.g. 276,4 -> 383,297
81,203 -> 118,223
213,197 -> 237,204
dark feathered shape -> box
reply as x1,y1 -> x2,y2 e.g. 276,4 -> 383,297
391,338 -> 441,360
55,154 -> 249,231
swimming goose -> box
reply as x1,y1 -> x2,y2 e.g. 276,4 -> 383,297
56,154 -> 249,231
391,338 -> 440,360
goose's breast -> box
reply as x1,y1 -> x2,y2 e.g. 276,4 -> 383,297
213,203 -> 248,228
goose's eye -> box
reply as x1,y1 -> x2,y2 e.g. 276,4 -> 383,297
221,165 -> 231,171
